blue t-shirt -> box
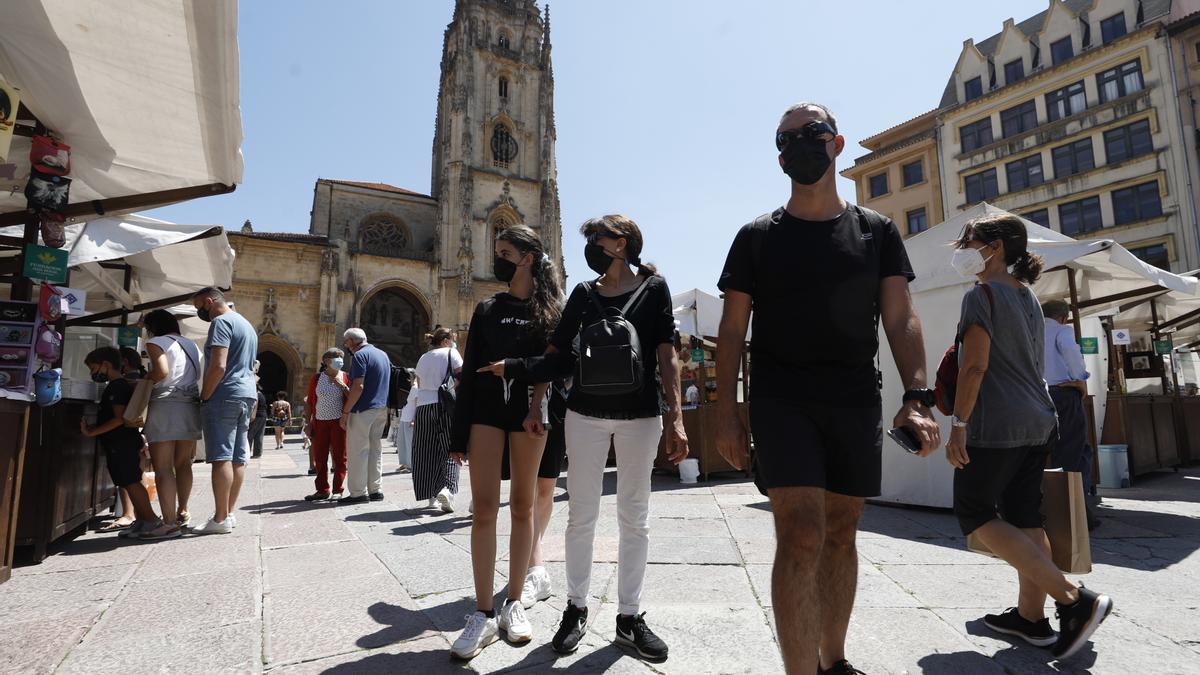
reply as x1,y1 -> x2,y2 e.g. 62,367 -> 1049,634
349,343 -> 391,412
204,311 -> 258,402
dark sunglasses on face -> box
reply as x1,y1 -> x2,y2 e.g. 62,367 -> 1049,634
775,121 -> 838,151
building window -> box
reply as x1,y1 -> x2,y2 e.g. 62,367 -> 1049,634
1000,100 -> 1037,138
869,173 -> 889,198
1046,81 -> 1086,122
906,207 -> 928,235
1129,242 -> 1170,270
960,117 -> 994,152
964,168 -> 999,204
1195,41 -> 1200,63
1100,13 -> 1127,44
1097,60 -> 1144,102
1006,154 -> 1045,192
1103,119 -> 1153,164
498,32 -> 511,50
1023,209 -> 1050,228
491,124 -> 518,169
1004,59 -> 1025,85
1112,182 -> 1163,225
498,76 -> 509,100
902,160 -> 924,187
1051,138 -> 1095,177
964,76 -> 983,102
1058,196 -> 1103,236
1050,37 -> 1074,65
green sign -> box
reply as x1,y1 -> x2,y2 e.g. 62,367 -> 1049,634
691,348 -> 705,363
1078,337 -> 1099,355
22,244 -> 68,284
1154,338 -> 1173,355
117,327 -> 140,348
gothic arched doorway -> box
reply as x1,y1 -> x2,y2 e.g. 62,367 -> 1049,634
257,351 -> 289,403
360,286 -> 430,367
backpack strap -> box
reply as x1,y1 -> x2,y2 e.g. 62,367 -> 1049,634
583,281 -> 607,314
749,208 -> 784,282
619,277 -> 654,315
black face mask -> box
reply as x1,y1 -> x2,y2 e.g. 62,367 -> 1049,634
91,371 -> 109,384
493,256 -> 517,283
780,138 -> 832,185
584,243 -> 616,275
197,306 -> 212,322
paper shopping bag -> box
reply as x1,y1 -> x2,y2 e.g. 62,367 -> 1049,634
965,470 -> 1092,574
122,378 -> 154,428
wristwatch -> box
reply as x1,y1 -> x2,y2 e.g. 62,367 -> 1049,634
951,415 -> 969,428
902,388 -> 936,409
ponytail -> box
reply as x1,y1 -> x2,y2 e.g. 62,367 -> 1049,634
496,224 -> 563,341
958,213 -> 1042,285
1012,251 -> 1044,285
580,214 -> 660,278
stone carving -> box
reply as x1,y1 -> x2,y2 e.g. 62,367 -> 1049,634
260,287 -> 280,335
321,247 -> 337,273
359,218 -> 409,257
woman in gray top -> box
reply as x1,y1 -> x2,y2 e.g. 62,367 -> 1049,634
947,213 -> 1111,660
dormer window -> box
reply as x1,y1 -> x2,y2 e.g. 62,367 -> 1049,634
1051,37 -> 1074,66
1101,13 -> 1127,44
964,76 -> 983,102
1004,59 -> 1024,85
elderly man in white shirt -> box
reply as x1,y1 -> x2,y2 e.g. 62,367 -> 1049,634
1041,300 -> 1096,503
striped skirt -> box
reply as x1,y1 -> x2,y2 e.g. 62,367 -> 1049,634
411,402 -> 459,501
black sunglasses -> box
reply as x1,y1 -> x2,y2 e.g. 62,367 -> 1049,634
775,121 -> 838,151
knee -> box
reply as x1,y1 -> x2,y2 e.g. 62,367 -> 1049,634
824,518 -> 859,551
509,496 -> 534,523
775,519 -> 826,562
472,496 -> 501,523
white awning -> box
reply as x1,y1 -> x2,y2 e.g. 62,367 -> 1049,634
673,288 -> 748,340
0,0 -> 242,216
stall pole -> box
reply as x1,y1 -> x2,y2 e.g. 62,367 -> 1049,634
1150,300 -> 1171,394
1067,268 -> 1083,342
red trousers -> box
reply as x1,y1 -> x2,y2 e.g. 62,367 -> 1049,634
312,418 -> 347,494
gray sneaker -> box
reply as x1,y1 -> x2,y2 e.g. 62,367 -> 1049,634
117,519 -> 152,539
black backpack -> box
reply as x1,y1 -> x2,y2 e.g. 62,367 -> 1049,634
575,278 -> 652,396
386,365 -> 413,410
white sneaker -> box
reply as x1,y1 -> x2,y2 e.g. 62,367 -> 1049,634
427,498 -> 438,509
193,517 -> 233,535
499,600 -> 533,642
226,514 -> 238,528
521,566 -> 553,609
450,611 -> 499,660
437,488 -> 454,513
468,498 -> 474,514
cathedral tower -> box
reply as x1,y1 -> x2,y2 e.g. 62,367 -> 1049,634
431,0 -> 562,325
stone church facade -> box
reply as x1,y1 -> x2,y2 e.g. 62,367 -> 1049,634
225,0 -> 563,404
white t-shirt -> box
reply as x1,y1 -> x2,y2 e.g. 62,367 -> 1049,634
147,335 -> 202,390
413,347 -> 463,407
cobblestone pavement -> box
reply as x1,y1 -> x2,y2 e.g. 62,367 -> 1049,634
2,434 -> 1197,674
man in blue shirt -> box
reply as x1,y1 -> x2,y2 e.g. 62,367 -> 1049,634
339,327 -> 391,504
192,287 -> 259,534
1042,301 -> 1096,520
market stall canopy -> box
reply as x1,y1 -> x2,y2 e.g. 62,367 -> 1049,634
909,203 -> 1200,309
0,214 -> 233,318
673,288 -> 745,339
0,0 -> 242,222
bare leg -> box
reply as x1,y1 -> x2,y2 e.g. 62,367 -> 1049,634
276,427 -> 285,449
228,463 -> 246,514
118,488 -> 135,523
149,442 -> 178,523
212,460 -> 233,522
174,441 -> 195,516
506,432 -> 547,602
1017,527 -> 1053,621
768,487 -> 826,674
818,493 -> 865,670
467,425 -> 505,613
528,477 -> 556,568
973,519 -> 1078,605
125,481 -> 158,522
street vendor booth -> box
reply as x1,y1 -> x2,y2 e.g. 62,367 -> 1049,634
0,0 -> 241,581
662,288 -> 752,479
878,203 -> 1199,508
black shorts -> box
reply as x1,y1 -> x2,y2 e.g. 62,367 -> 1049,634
498,417 -> 565,480
104,442 -> 143,488
471,383 -> 534,434
953,431 -> 1056,535
749,398 -> 882,498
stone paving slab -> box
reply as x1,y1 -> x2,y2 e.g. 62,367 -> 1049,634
58,619 -> 263,675
0,608 -> 101,673
86,567 -> 260,641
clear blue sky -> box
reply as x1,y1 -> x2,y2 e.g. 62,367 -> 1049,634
148,0 -> 1052,295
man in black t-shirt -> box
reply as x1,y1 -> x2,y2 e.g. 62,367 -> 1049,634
715,102 -> 941,675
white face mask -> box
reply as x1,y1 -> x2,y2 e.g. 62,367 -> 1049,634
950,246 -> 995,278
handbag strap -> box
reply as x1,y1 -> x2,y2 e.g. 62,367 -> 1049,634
442,347 -> 455,385
165,335 -> 200,381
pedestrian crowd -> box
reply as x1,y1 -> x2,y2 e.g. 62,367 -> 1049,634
80,100 -> 1114,673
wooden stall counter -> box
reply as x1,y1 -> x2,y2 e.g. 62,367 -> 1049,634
1101,394 -> 1181,479
15,398 -> 115,563
655,403 -> 751,480
0,399 -> 31,584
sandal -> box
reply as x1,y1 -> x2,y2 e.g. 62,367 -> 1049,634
177,510 -> 192,527
99,516 -> 134,533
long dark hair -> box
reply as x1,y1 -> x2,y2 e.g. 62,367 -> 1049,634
496,224 -> 563,340
955,213 -> 1044,284
580,215 -> 659,277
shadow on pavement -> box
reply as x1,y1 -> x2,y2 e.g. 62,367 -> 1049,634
503,642 -> 630,673
242,498 -> 336,517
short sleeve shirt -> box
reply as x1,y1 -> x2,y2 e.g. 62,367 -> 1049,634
718,206 -> 914,406
413,348 -> 464,407
98,378 -> 143,451
314,372 -> 347,421
204,312 -> 258,402
958,283 -> 1058,448
349,344 -> 391,413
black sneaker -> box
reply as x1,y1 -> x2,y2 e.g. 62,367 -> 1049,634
615,612 -> 668,662
338,495 -> 370,505
818,660 -> 866,675
369,492 -> 384,502
552,603 -> 588,654
303,492 -> 330,502
1053,586 -> 1113,660
307,468 -> 317,476
983,607 -> 1057,647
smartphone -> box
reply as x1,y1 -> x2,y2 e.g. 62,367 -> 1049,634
887,426 -> 922,454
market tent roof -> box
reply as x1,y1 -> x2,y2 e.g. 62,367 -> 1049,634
0,214 -> 233,318
0,0 -> 242,222
672,288 -> 748,339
